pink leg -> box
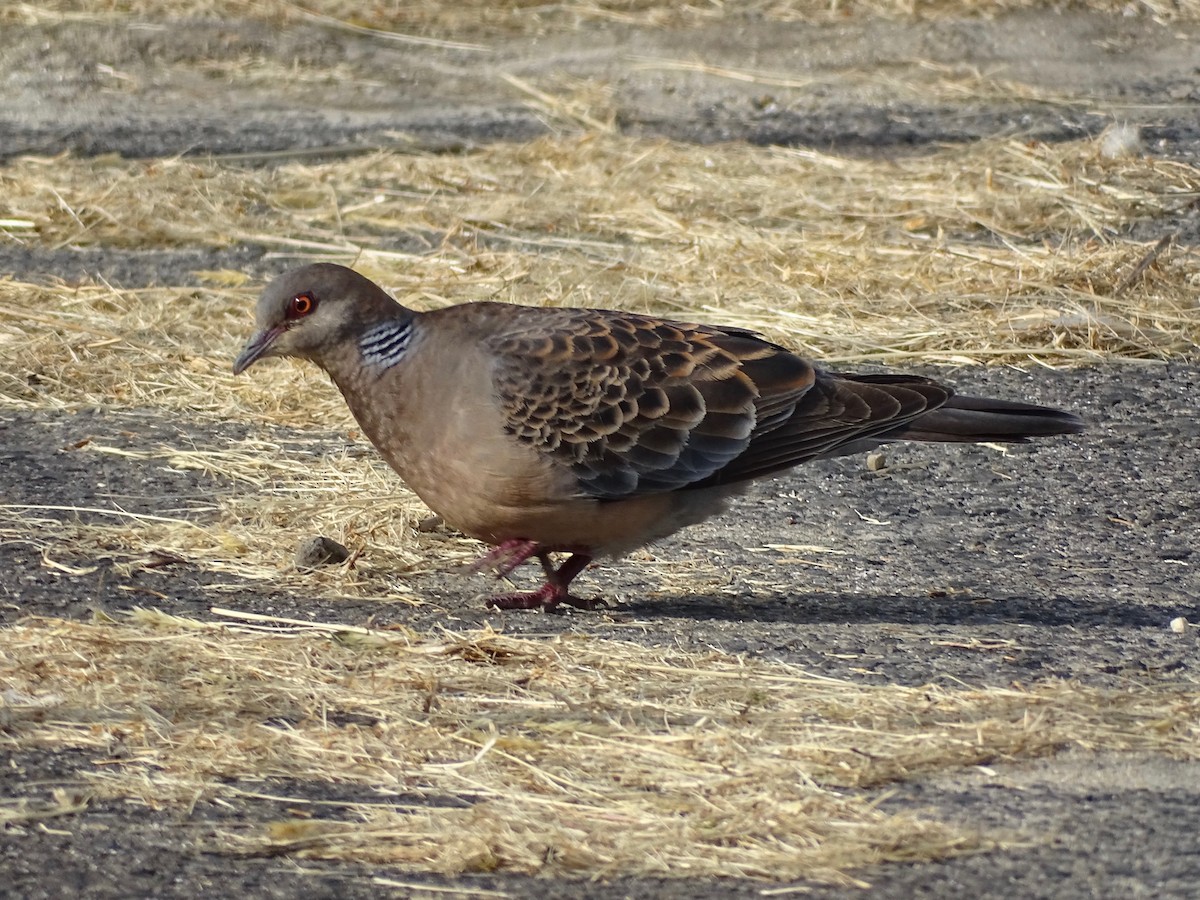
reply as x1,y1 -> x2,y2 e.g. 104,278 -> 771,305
483,551 -> 603,612
466,538 -> 540,577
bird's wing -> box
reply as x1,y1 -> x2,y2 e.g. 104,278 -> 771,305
486,308 -> 816,499
693,373 -> 952,486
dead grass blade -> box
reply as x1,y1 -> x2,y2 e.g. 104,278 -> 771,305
3,614 -> 1196,881
6,0 -> 1200,32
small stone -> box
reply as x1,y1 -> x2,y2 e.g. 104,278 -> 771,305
1099,123 -> 1143,160
294,535 -> 350,569
866,451 -> 888,472
1169,616 -> 1190,634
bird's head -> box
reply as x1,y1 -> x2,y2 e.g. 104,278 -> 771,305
233,263 -> 403,375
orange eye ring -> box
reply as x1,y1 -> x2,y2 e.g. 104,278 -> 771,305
287,293 -> 317,318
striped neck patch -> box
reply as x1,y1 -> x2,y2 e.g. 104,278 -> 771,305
359,318 -> 415,371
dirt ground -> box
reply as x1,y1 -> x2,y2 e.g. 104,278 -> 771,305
2,6 -> 1200,898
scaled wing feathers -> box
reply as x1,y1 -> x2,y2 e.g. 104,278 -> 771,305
488,308 -> 817,499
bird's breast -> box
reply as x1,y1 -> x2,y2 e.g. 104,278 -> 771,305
329,350 -> 578,542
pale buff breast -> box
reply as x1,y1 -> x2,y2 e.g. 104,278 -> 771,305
329,326 -> 742,556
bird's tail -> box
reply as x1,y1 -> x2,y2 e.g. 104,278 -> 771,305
880,389 -> 1085,443
688,372 -> 1083,485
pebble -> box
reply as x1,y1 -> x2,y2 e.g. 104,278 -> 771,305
1099,123 -> 1144,160
294,535 -> 350,569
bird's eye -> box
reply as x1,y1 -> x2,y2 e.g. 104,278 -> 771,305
287,293 -> 317,318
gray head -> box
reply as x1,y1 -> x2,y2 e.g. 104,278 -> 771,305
233,263 -> 408,375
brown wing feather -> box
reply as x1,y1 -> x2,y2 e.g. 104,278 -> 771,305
692,374 -> 951,485
488,308 -> 815,499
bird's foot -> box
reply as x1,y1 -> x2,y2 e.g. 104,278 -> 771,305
483,583 -> 607,613
466,539 -> 540,577
471,547 -> 599,611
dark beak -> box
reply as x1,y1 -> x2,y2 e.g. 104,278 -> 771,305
232,325 -> 285,375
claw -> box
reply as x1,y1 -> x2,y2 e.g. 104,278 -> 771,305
476,547 -> 598,612
484,584 -> 606,613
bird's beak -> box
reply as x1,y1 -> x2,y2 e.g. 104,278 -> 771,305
232,324 -> 285,375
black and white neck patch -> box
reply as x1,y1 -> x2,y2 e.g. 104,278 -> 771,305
359,319 -> 415,371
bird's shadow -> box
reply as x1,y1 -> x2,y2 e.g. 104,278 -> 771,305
621,589 -> 1198,631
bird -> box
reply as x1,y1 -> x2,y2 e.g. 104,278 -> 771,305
234,263 -> 1084,611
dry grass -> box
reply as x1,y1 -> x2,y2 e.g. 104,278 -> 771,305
0,433 -> 452,595
3,612 -> 1197,881
2,137 -> 1197,431
6,0 -> 1200,34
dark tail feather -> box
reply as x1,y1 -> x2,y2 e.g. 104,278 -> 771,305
895,395 -> 1085,443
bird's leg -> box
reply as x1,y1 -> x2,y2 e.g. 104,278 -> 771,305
539,552 -> 602,610
483,550 -> 603,612
466,538 -> 540,577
